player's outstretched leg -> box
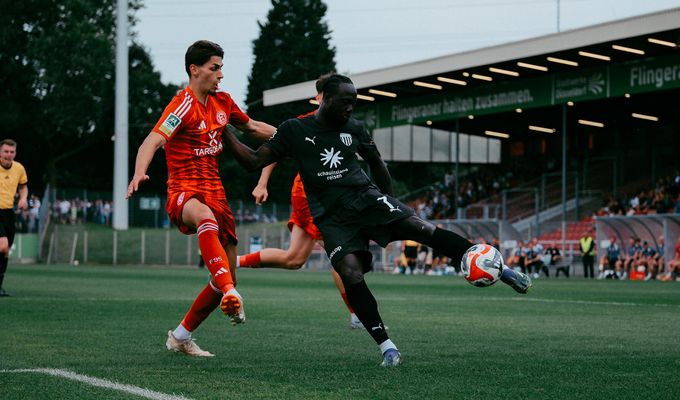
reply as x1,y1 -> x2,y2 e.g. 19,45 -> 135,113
390,216 -> 532,293
500,265 -> 532,294
237,225 -> 316,269
335,253 -> 400,366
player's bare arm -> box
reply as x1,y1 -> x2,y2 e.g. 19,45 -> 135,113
231,119 -> 276,141
252,163 -> 276,205
222,127 -> 278,172
17,183 -> 28,210
126,132 -> 167,199
358,146 -> 394,196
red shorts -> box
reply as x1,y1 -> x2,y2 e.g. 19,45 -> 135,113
166,191 -> 237,246
288,195 -> 322,241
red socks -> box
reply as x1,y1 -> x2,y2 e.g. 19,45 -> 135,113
197,219 -> 234,293
180,282 -> 222,331
238,252 -> 262,268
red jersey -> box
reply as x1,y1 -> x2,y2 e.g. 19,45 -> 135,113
152,87 -> 249,194
290,110 -> 317,199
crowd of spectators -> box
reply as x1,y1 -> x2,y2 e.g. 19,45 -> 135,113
14,194 -> 42,234
410,167 -> 513,220
596,173 -> 680,217
48,198 -> 114,226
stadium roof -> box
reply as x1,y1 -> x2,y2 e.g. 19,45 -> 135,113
263,7 -> 680,107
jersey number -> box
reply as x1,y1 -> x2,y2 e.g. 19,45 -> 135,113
377,196 -> 400,213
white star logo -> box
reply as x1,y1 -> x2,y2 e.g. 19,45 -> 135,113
320,147 -> 343,169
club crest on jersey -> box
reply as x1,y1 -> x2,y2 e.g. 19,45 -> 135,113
340,133 -> 352,146
160,113 -> 181,136
320,147 -> 343,169
216,110 -> 227,125
177,192 -> 186,206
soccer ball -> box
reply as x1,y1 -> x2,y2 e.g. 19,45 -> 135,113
461,244 -> 503,287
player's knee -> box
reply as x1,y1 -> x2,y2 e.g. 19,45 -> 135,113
334,262 -> 364,286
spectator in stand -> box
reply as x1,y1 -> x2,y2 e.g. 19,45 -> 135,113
579,228 -> 595,278
429,224 -> 448,276
58,199 -> 70,224
653,236 -> 665,280
545,241 -> 568,277
660,236 -> 680,282
28,194 -> 40,233
622,237 -> 642,280
526,238 -> 548,278
506,240 -> 527,274
638,241 -> 658,281
599,236 -> 622,279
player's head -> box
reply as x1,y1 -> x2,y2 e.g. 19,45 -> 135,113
319,74 -> 356,125
313,72 -> 334,103
185,40 -> 224,95
0,139 -> 17,168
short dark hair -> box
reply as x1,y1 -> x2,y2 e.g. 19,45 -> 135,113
320,74 -> 353,97
185,40 -> 224,77
0,139 -> 17,148
315,72 -> 335,93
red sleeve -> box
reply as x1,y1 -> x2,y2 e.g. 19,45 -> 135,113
152,92 -> 193,140
222,92 -> 249,125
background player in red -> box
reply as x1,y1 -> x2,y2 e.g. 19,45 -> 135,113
126,40 -> 276,357
237,74 -> 364,329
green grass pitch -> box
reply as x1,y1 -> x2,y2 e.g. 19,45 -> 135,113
1,264 -> 679,399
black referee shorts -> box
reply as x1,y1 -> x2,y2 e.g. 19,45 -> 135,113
317,187 -> 415,267
0,209 -> 16,247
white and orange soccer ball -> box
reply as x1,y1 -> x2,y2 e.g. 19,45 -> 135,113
461,244 -> 503,287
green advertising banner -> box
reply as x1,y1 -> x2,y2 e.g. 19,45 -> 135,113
552,66 -> 608,102
375,76 -> 552,127
610,53 -> 680,96
360,53 -> 680,129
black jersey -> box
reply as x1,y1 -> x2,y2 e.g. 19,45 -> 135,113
265,115 -> 378,219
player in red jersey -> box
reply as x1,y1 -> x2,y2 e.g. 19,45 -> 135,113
126,40 -> 276,357
237,75 -> 364,329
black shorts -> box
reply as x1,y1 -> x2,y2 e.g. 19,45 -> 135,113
316,187 -> 415,267
0,209 -> 16,247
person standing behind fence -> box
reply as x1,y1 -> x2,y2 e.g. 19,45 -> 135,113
0,139 -> 28,297
580,228 -> 595,278
126,40 -> 276,356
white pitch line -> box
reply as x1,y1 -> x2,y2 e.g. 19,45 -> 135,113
490,296 -> 680,308
0,368 -> 193,400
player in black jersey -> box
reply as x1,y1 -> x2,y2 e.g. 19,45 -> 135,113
222,74 -> 532,367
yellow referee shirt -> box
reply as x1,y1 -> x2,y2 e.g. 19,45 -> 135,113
0,161 -> 27,209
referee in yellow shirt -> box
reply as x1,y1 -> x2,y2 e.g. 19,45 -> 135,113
0,139 -> 28,297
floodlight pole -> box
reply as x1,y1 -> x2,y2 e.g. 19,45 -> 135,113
561,104 -> 567,253
454,119 -> 460,216
113,0 -> 129,230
